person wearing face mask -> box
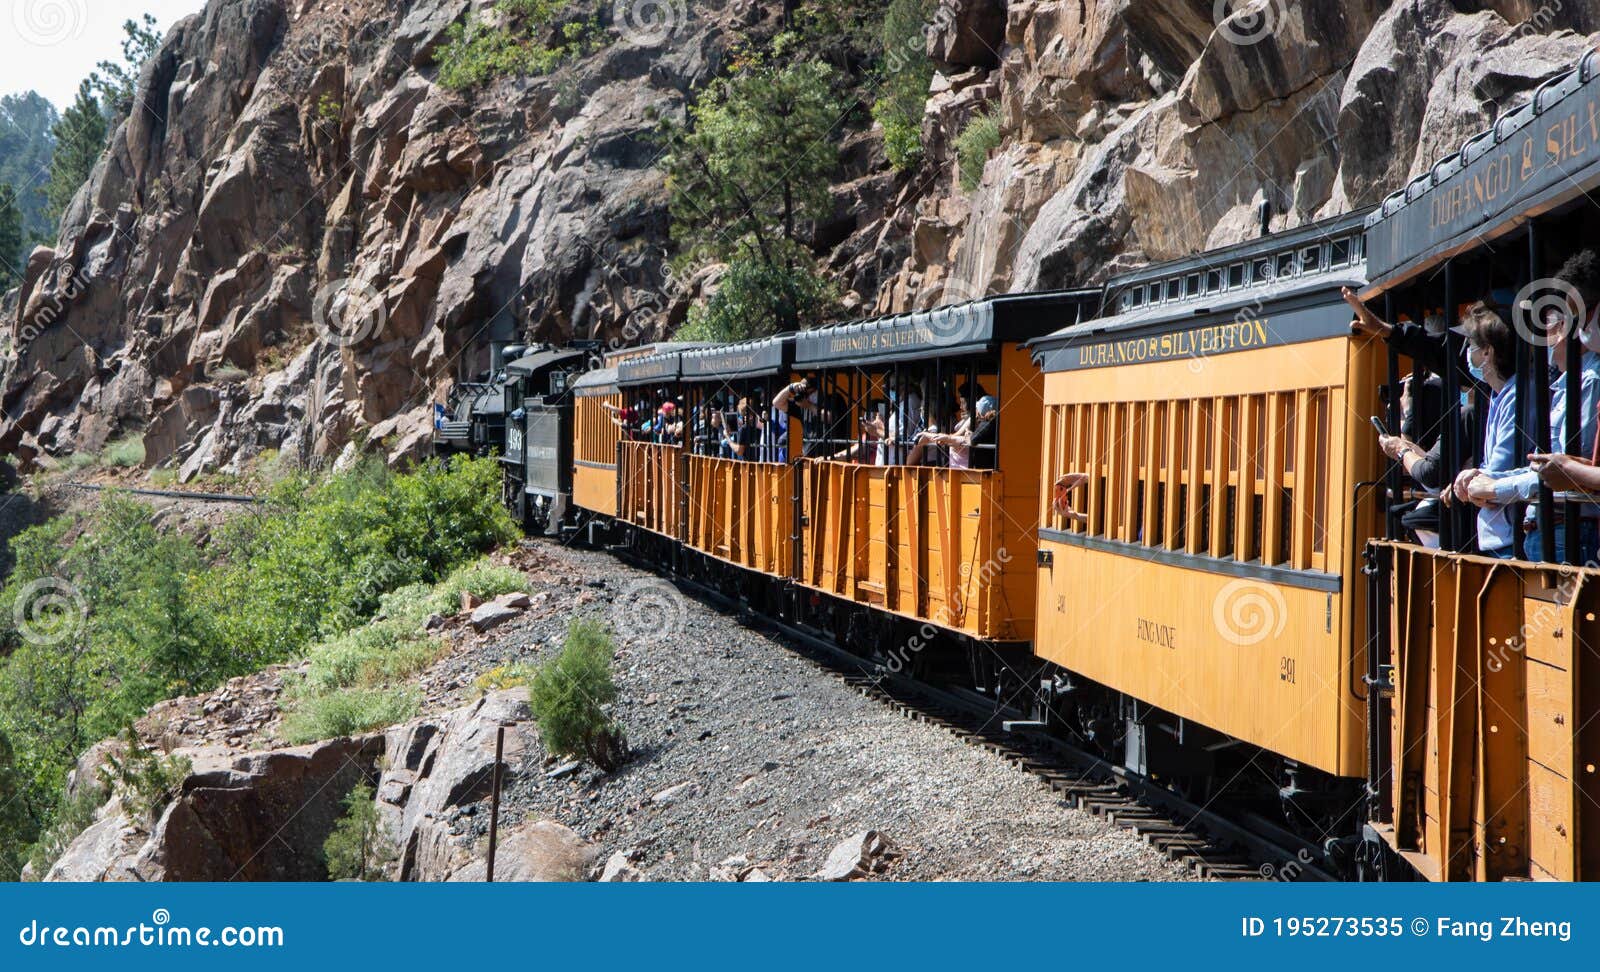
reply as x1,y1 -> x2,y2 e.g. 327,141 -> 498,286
1465,297 -> 1600,563
1447,303 -> 1520,558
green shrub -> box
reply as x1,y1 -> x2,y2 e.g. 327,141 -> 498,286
527,619 -> 625,771
412,559 -> 527,619
281,687 -> 421,745
678,244 -> 840,342
871,0 -> 935,171
955,108 -> 1002,191
103,436 -> 146,468
0,456 -> 513,861
323,781 -> 396,881
297,621 -> 443,697
96,727 -> 192,822
433,0 -> 603,91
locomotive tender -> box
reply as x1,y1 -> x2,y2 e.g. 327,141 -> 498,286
469,49 -> 1600,881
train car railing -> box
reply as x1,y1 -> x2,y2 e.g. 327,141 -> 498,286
685,455 -> 793,576
619,441 -> 685,539
1369,540 -> 1600,880
797,460 -> 1028,641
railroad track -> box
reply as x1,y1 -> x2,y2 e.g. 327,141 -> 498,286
64,481 -> 264,504
595,540 -> 1334,882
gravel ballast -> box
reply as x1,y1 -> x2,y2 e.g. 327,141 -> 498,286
455,540 -> 1198,882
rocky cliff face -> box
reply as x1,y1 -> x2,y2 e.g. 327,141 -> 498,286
3,0 -> 1598,474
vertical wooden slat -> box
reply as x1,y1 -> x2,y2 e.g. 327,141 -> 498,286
1209,397 -> 1229,558
1293,389 -> 1315,570
1088,402 -> 1106,536
1186,398 -> 1207,555
1165,400 -> 1183,551
1142,401 -> 1161,547
1234,395 -> 1258,563
1263,393 -> 1287,565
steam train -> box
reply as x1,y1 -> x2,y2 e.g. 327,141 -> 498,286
442,50 -> 1600,881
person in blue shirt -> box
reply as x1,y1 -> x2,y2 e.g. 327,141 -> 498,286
1451,303 -> 1519,557
1467,306 -> 1600,562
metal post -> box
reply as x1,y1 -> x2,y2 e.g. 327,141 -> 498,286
486,724 -> 505,883
1383,295 -> 1401,541
1532,226 -> 1557,562
1565,263 -> 1582,561
1441,262 -> 1462,551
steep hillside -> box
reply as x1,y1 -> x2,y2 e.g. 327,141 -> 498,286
2,0 -> 1597,476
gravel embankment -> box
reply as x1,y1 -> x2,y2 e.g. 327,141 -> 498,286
443,539 -> 1196,882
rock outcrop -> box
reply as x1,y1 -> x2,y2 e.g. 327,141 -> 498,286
43,689 -> 587,883
4,0 -> 1597,473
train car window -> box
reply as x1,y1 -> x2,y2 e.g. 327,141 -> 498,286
1129,285 -> 1145,308
1276,252 -> 1295,279
1228,263 -> 1245,288
1052,385 -> 1335,573
1119,290 -> 1133,312
1329,237 -> 1351,267
1205,269 -> 1223,293
1184,273 -> 1201,297
1252,258 -> 1273,285
1165,277 -> 1181,300
1299,246 -> 1323,273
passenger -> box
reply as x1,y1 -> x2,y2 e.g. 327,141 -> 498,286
705,408 -> 726,456
602,400 -> 641,439
881,380 -> 925,464
1377,376 -> 1450,548
832,413 -> 884,462
912,395 -> 997,470
1343,287 -> 1447,374
1473,301 -> 1600,562
1052,472 -> 1089,526
725,399 -> 761,459
1447,303 -> 1519,558
774,379 -> 851,458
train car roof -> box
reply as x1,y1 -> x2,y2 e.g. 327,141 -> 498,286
571,365 -> 619,394
1364,49 -> 1600,288
1104,210 -> 1369,296
792,290 -> 1100,369
614,342 -> 713,387
677,334 -> 793,382
505,347 -> 583,376
1032,272 -> 1366,373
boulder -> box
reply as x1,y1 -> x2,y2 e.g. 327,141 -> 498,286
448,820 -> 594,882
598,851 -> 645,882
817,830 -> 901,882
469,601 -> 521,632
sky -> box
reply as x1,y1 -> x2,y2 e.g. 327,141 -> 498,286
1,0 -> 208,110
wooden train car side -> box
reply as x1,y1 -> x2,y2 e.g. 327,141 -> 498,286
1360,48 -> 1600,881
1030,215 -> 1381,783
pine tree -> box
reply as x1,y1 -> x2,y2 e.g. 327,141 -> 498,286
0,91 -> 59,242
661,60 -> 846,339
0,183 -> 23,291
93,15 -> 162,123
44,80 -> 107,224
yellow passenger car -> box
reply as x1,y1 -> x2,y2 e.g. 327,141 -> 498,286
786,293 -> 1098,667
1030,213 -> 1383,814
